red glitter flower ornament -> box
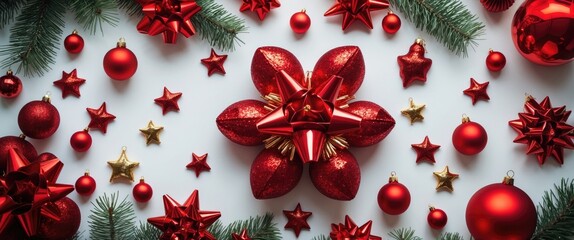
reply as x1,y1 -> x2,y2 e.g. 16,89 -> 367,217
216,46 -> 395,200
136,0 -> 202,44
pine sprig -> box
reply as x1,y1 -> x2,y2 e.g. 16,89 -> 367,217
134,221 -> 161,240
69,0 -> 119,35
114,0 -> 141,16
311,234 -> 330,240
439,232 -> 465,240
88,193 -> 136,240
388,0 -> 485,57
208,213 -> 281,240
532,178 -> 574,239
0,0 -> 25,30
388,227 -> 423,240
192,0 -> 247,51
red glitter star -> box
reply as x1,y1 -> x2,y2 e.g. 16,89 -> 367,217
87,102 -> 116,133
411,136 -> 441,163
324,0 -> 389,30
154,86 -> 182,115
201,48 -> 227,76
283,203 -> 312,237
463,78 -> 490,105
232,229 -> 251,240
397,39 -> 432,88
330,215 -> 381,240
53,69 -> 85,98
186,153 -> 211,177
239,0 -> 281,21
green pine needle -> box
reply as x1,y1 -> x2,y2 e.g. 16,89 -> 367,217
114,0 -> 141,16
388,0 -> 485,57
0,0 -> 25,30
311,234 -> 331,240
439,232 -> 465,240
209,213 -> 281,240
193,0 -> 247,51
388,227 -> 423,240
134,221 -> 162,240
88,193 -> 136,240
70,0 -> 119,35
532,178 -> 574,239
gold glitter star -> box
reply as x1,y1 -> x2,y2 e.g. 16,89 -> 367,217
401,98 -> 425,125
107,147 -> 139,182
139,120 -> 164,145
433,166 -> 459,192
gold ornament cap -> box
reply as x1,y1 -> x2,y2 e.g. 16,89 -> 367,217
42,92 -> 51,103
117,38 -> 127,48
461,114 -> 470,123
388,171 -> 399,183
502,170 -> 515,186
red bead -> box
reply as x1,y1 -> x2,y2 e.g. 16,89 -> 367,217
427,207 -> 448,230
75,172 -> 96,196
103,40 -> 138,80
486,50 -> 506,72
18,97 -> 60,139
452,120 -> 488,155
377,180 -> 411,215
290,11 -> 311,34
0,71 -> 22,98
70,130 -> 92,152
64,31 -> 84,54
133,178 -> 153,203
382,12 -> 401,34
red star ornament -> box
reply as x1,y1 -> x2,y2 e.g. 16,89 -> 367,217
53,69 -> 86,98
231,229 -> 251,240
186,153 -> 210,177
397,39 -> 432,88
411,136 -> 441,163
463,78 -> 490,105
330,215 -> 381,240
136,0 -> 202,44
324,0 -> 389,30
201,48 -> 227,76
239,0 -> 281,21
154,87 -> 182,115
87,102 -> 116,133
283,203 -> 312,237
147,190 -> 221,240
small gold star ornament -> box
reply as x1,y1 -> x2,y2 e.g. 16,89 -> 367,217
401,98 -> 425,125
139,120 -> 164,145
107,146 -> 139,182
433,166 -> 459,192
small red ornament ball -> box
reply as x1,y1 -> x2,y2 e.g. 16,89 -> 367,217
452,116 -> 488,155
133,178 -> 153,203
428,207 -> 448,230
103,38 -> 138,80
64,30 -> 84,54
290,10 -> 311,34
18,95 -> 60,139
36,197 -> 81,240
70,129 -> 92,152
382,12 -> 401,34
36,152 -> 57,161
0,70 -> 23,99
75,171 -> 96,196
377,174 -> 411,215
486,50 -> 506,72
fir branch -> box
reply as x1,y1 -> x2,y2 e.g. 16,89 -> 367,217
387,227 -> 423,240
88,192 -> 136,240
134,221 -> 161,240
0,0 -> 65,76
192,0 -> 247,51
70,0 -> 119,35
70,231 -> 84,240
209,213 -> 281,240
311,235 -> 330,240
532,178 -> 574,239
439,232 -> 465,240
388,0 -> 485,57
0,0 -> 25,30
114,0 -> 141,17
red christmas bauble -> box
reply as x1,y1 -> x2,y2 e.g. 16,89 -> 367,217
36,152 -> 57,162
382,12 -> 401,34
0,135 -> 37,173
377,174 -> 411,215
216,99 -> 269,145
428,207 -> 448,230
310,150 -> 360,200
486,50 -> 506,72
75,171 -> 96,196
452,117 -> 487,155
466,176 -> 536,240
36,197 -> 81,240
511,0 -> 574,66
0,70 -> 23,98
343,101 -> 395,147
480,0 -> 515,12
18,95 -> 60,139
133,178 -> 153,203
70,129 -> 92,152
103,39 -> 138,80
290,10 -> 311,34
250,148 -> 303,199
64,31 -> 84,54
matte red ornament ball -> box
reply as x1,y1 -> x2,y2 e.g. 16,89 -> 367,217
18,95 -> 60,139
0,70 -> 23,98
427,207 -> 448,230
290,10 -> 311,34
36,197 -> 81,240
70,129 -> 92,152
103,39 -> 138,80
64,30 -> 84,54
133,178 -> 153,203
382,12 -> 401,34
486,50 -> 506,72
75,171 -> 96,196
452,117 -> 488,155
377,175 -> 411,215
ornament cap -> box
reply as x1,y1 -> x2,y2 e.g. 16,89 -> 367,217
461,114 -> 470,123
388,171 -> 398,183
72,29 -> 78,35
139,177 -> 145,183
117,38 -> 126,48
42,92 -> 52,103
18,134 -> 26,139
503,170 -> 515,185
429,205 -> 435,211
84,170 -> 90,176
6,69 -> 12,75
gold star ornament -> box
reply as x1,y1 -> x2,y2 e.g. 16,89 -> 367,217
401,98 -> 425,125
433,166 -> 459,192
139,120 -> 164,145
107,147 -> 139,182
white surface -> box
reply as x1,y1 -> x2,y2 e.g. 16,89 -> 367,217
1,1 -> 573,239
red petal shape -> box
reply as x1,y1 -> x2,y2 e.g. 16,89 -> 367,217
216,100 -> 269,145
309,149 -> 360,200
312,46 -> 364,97
343,101 -> 395,147
250,148 -> 303,199
251,47 -> 304,96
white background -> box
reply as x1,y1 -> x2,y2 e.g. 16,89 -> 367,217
1,1 -> 573,239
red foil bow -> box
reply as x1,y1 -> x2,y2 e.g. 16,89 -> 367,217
137,0 -> 202,44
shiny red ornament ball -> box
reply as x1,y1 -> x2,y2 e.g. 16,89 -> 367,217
18,95 -> 60,139
251,148 -> 303,199
480,0 -> 515,12
0,70 -> 23,98
309,150 -> 360,200
36,197 -> 81,240
377,174 -> 411,215
0,136 -> 37,173
290,10 -> 311,34
452,117 -> 488,155
103,39 -> 138,80
428,207 -> 448,230
512,0 -> 574,66
64,31 -> 84,54
382,12 -> 401,34
75,171 -> 96,196
133,178 -> 153,203
70,129 -> 92,152
486,50 -> 506,72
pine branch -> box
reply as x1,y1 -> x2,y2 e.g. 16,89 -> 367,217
388,0 -> 485,57
439,232 -> 465,240
0,0 -> 25,30
387,227 -> 423,240
134,221 -> 161,240
311,235 -> 330,240
208,213 -> 281,240
192,0 -> 247,51
114,0 -> 141,17
69,0 -> 119,35
532,178 -> 574,239
70,231 -> 84,240
0,0 -> 65,76
88,192 -> 136,240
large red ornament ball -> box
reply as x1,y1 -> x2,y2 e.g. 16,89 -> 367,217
309,150 -> 361,200
0,70 -> 23,98
18,96 -> 60,139
133,178 -> 153,203
64,30 -> 84,54
511,0 -> 574,66
290,10 -> 311,34
466,177 -> 537,240
75,171 -> 96,196
382,12 -> 401,34
103,39 -> 138,80
486,50 -> 506,72
216,100 -> 269,145
0,136 -> 37,173
452,117 -> 488,155
36,197 -> 81,240
343,101 -> 395,147
428,207 -> 448,230
377,174 -> 411,215
70,129 -> 92,152
251,148 -> 303,199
